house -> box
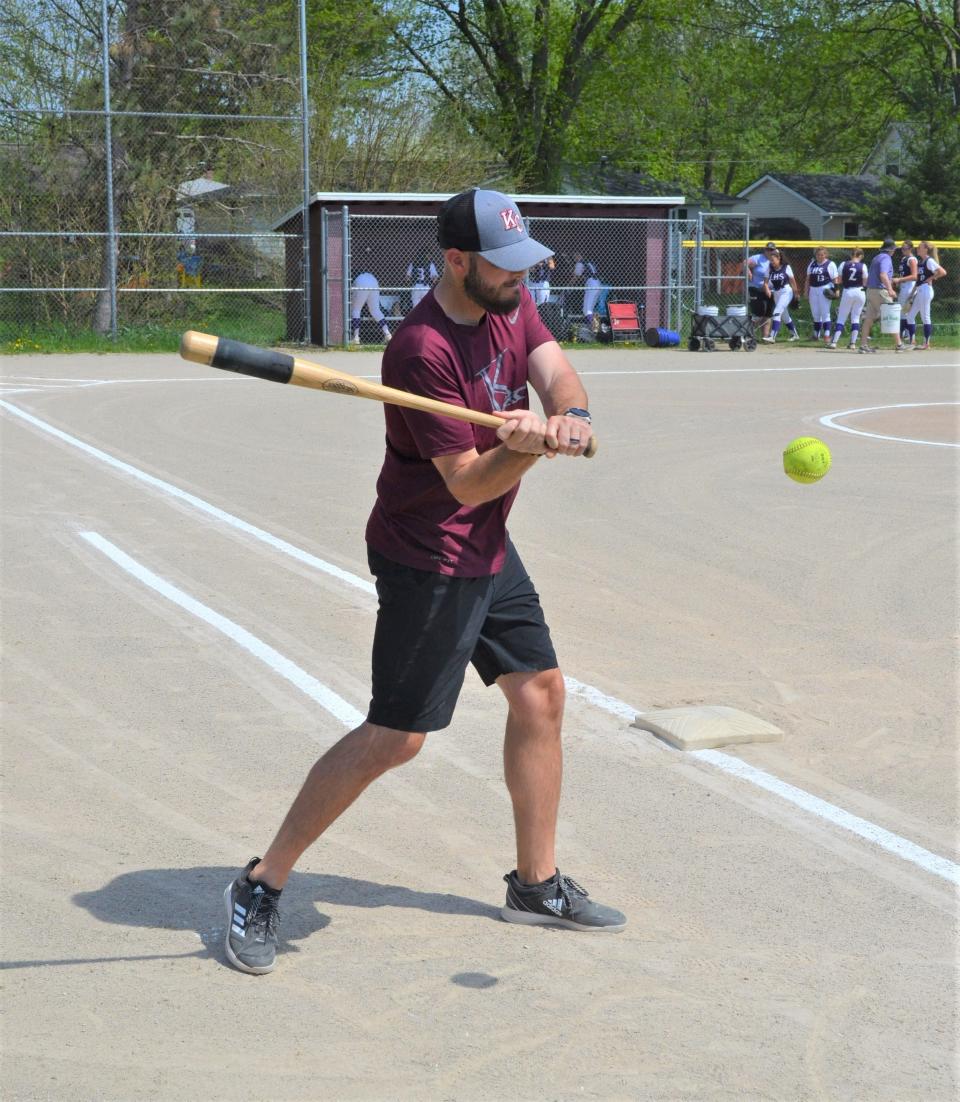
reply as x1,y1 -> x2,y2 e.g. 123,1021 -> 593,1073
861,122 -> 916,178
733,173 -> 882,240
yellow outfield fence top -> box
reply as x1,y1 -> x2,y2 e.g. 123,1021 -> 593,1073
682,240 -> 960,249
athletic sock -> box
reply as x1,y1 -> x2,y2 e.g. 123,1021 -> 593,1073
248,877 -> 283,898
923,323 -> 932,342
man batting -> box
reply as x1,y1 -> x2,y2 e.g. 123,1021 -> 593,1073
223,187 -> 626,975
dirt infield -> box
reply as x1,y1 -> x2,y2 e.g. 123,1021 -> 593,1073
831,402 -> 959,444
2,344 -> 957,1100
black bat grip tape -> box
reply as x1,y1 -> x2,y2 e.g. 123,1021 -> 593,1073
212,338 -> 295,384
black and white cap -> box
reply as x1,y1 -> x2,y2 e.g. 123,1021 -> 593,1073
438,188 -> 554,271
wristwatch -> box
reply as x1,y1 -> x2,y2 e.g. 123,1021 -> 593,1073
563,407 -> 592,424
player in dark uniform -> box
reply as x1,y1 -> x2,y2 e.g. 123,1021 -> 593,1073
806,247 -> 839,342
829,248 -> 868,349
892,240 -> 918,341
762,250 -> 800,343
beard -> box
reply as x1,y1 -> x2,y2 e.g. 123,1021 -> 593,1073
463,254 -> 523,315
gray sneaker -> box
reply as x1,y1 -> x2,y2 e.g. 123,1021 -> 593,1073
501,870 -> 626,932
224,858 -> 281,974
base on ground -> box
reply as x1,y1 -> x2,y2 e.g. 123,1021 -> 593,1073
632,705 -> 784,750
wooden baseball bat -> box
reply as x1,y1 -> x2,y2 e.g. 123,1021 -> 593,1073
179,331 -> 597,457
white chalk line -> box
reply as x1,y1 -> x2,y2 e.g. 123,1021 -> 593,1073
0,399 -> 375,596
689,750 -> 960,884
576,359 -> 958,376
820,402 -> 960,448
80,531 -> 365,730
568,682 -> 958,885
5,399 -> 957,886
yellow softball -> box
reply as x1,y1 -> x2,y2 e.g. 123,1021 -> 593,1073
783,436 -> 831,484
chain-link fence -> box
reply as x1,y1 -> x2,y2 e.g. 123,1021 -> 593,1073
4,0 -> 956,360
1,0 -> 310,349
333,212 -> 743,348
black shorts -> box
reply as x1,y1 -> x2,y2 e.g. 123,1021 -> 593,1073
366,540 -> 558,733
749,286 -> 773,317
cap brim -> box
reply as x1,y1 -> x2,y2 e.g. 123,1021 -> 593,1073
477,237 -> 554,271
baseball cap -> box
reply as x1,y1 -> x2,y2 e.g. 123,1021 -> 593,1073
882,237 -> 896,249
764,241 -> 777,250
438,188 -> 554,271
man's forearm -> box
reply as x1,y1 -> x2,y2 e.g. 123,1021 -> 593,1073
540,382 -> 589,419
444,445 -> 540,507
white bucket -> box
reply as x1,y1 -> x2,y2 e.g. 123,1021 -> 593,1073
726,305 -> 747,316
880,302 -> 901,334
697,305 -> 719,316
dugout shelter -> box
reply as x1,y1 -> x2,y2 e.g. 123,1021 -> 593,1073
272,190 -> 685,346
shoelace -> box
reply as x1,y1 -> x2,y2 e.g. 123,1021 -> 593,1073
557,873 -> 589,911
248,890 -> 280,939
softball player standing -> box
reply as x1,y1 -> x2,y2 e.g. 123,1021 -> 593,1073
893,240 -> 918,340
904,241 -> 947,350
573,256 -> 602,328
527,256 -> 555,306
806,247 -> 839,341
746,242 -> 776,337
406,253 -> 439,310
829,248 -> 868,349
761,250 -> 800,342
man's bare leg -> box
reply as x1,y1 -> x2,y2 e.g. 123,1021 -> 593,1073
251,723 -> 425,889
499,668 -> 565,884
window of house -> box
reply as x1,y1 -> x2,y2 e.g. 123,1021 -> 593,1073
843,221 -> 860,238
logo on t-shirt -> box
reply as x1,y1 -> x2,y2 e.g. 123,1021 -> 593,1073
476,349 -> 527,411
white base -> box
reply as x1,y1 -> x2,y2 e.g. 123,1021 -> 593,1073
632,705 -> 784,751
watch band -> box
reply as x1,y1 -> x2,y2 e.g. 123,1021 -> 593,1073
563,407 -> 592,423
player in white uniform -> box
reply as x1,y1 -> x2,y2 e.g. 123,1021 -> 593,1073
828,248 -> 868,349
527,256 -> 555,305
406,253 -> 438,309
806,247 -> 839,341
573,256 -> 602,328
904,240 -> 947,350
350,270 -> 392,344
892,240 -> 918,341
761,250 -> 800,342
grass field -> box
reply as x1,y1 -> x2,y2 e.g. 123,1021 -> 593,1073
0,298 -> 287,355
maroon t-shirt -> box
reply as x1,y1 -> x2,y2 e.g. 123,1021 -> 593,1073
365,285 -> 554,576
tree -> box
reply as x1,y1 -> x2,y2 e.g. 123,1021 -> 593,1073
856,129 -> 960,237
389,0 -> 654,191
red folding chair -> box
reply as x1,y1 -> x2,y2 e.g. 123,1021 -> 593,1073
607,302 -> 643,342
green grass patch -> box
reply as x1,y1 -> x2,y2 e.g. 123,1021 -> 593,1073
0,297 -> 287,354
